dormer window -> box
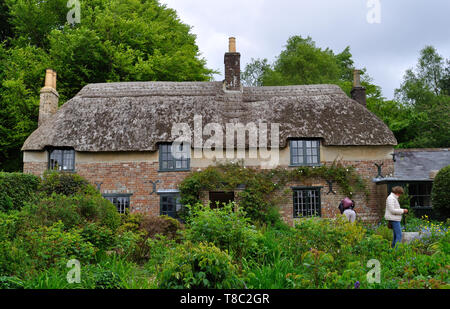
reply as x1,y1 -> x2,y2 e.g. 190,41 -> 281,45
159,143 -> 190,172
48,148 -> 75,171
290,140 -> 320,167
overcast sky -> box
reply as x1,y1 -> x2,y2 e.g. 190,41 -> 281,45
160,0 -> 450,99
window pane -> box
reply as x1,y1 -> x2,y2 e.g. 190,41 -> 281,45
293,189 -> 320,218
306,141 -> 311,147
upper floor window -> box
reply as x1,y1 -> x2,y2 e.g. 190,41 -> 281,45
290,140 -> 320,166
48,149 -> 75,171
159,143 -> 190,172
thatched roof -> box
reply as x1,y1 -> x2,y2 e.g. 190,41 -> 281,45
22,81 -> 397,152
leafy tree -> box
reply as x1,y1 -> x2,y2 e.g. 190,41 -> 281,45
0,0 -> 214,171
395,46 -> 450,148
0,0 -> 14,44
260,36 -> 349,86
241,58 -> 270,87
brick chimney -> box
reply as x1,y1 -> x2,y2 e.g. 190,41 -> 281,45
351,69 -> 366,107
38,69 -> 59,126
224,37 -> 241,91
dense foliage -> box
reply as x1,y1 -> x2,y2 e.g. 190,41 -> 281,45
0,171 -> 448,289
0,172 -> 39,212
0,0 -> 214,172
431,165 -> 450,219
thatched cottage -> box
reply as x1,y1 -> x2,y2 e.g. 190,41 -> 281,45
22,38 -> 397,224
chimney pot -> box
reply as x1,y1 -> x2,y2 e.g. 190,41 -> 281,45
351,68 -> 366,107
224,37 -> 241,91
52,70 -> 57,90
353,69 -> 361,87
44,69 -> 54,88
39,69 -> 59,126
229,37 -> 236,53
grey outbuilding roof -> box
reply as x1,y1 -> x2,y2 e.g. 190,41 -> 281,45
393,149 -> 450,181
22,81 -> 397,152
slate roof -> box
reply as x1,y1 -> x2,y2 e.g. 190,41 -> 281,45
392,149 -> 450,181
22,81 -> 397,152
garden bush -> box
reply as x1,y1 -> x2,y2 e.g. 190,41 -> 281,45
81,222 -> 116,251
157,241 -> 243,289
294,216 -> 366,255
22,222 -> 96,270
39,171 -> 98,197
139,215 -> 183,240
431,165 -> 450,219
185,203 -> 262,260
0,172 -> 39,212
23,193 -> 121,231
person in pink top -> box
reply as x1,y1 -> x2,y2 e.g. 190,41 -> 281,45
338,197 -> 356,223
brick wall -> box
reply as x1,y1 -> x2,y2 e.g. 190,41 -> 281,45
23,158 -> 393,224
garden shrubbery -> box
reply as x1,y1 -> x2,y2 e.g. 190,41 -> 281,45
157,241 -> 243,289
432,165 -> 450,219
185,203 -> 263,260
0,171 -> 449,289
0,172 -> 39,212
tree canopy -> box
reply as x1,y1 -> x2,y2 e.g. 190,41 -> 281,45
0,0 -> 214,171
242,36 -> 449,149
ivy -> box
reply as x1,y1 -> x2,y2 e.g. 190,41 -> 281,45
179,161 -> 369,225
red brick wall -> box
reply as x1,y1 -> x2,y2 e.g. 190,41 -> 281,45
24,158 -> 393,224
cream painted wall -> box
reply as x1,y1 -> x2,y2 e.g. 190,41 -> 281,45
23,145 -> 394,167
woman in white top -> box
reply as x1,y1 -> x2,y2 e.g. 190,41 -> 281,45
384,186 -> 409,248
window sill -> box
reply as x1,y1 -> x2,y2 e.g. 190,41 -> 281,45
47,169 -> 76,173
158,169 -> 191,173
289,164 -> 322,168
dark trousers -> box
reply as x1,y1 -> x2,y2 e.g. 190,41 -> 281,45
390,221 -> 402,248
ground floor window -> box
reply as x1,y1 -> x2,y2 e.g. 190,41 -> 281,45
408,182 -> 433,209
103,194 -> 131,214
209,192 -> 235,208
293,187 -> 321,218
160,194 -> 183,218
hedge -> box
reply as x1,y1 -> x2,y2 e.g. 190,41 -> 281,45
0,172 -> 40,212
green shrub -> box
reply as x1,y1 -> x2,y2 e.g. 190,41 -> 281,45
158,241 -> 243,289
0,238 -> 31,277
81,223 -> 116,251
23,194 -> 121,231
94,269 -> 124,289
39,171 -> 98,197
374,224 -> 394,242
294,216 -> 366,255
0,276 -> 25,289
22,222 -> 96,269
185,203 -> 262,260
0,172 -> 39,212
139,215 -> 183,240
431,165 -> 450,219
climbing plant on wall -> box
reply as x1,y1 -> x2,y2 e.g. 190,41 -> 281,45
179,161 -> 369,225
